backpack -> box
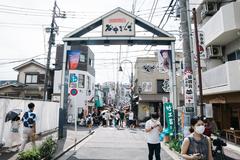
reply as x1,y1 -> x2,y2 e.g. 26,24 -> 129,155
86,117 -> 92,125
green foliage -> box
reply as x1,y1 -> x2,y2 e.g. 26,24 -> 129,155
39,136 -> 57,159
168,134 -> 183,153
17,148 -> 41,160
17,136 -> 57,160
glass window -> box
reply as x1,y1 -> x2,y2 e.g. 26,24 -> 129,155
227,52 -> 236,61
26,74 -> 38,84
236,50 -> 240,60
87,76 -> 91,90
89,58 -> 92,66
78,74 -> 85,88
80,54 -> 85,62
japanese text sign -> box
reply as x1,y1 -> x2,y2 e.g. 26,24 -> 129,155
102,11 -> 135,37
164,102 -> 174,132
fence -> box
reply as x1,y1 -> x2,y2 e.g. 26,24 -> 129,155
0,98 -> 59,147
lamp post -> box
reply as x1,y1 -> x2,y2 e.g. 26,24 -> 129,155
119,60 -> 133,111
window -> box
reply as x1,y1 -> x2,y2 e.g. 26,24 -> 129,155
89,58 -> 92,66
227,50 -> 240,62
26,74 -> 38,84
157,79 -> 169,93
78,74 -> 85,88
87,76 -> 91,90
80,54 -> 86,62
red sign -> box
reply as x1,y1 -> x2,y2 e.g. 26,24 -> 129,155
70,88 -> 78,96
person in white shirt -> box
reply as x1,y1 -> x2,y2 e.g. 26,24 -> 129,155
145,113 -> 163,160
128,111 -> 134,129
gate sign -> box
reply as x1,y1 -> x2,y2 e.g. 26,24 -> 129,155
102,11 -> 135,37
70,88 -> 78,96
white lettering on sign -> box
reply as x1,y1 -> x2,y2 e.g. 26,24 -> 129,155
102,11 -> 135,36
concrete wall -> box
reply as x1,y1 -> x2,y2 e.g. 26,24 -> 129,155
0,99 -> 59,147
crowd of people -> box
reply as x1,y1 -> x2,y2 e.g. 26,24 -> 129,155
78,107 -> 136,130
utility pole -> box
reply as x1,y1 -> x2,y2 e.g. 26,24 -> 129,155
43,0 -> 65,101
180,0 -> 195,136
193,8 -> 204,116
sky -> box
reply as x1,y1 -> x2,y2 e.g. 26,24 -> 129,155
0,0 -> 185,84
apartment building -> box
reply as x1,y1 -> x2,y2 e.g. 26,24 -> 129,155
191,0 -> 240,131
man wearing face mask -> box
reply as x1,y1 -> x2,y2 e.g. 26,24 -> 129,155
181,116 -> 213,160
145,112 -> 163,160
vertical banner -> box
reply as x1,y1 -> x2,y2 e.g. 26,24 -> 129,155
67,50 -> 80,70
164,102 -> 174,133
184,69 -> 194,106
157,50 -> 172,73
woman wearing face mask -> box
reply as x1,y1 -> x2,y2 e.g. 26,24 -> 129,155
181,116 -> 213,160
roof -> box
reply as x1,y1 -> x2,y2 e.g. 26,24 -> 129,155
63,7 -> 175,45
13,59 -> 47,71
0,82 -> 26,89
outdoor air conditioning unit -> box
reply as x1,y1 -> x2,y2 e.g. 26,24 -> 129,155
207,45 -> 222,58
201,2 -> 218,19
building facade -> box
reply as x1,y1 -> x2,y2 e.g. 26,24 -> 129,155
53,44 -> 95,122
192,0 -> 240,131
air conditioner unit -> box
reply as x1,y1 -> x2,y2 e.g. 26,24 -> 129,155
201,2 -> 218,19
207,45 -> 222,57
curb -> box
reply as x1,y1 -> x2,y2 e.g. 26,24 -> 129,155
161,142 -> 180,160
53,130 -> 95,160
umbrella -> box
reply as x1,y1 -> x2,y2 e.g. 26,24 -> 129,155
5,109 -> 22,122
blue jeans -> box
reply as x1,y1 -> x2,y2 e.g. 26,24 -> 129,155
148,143 -> 161,160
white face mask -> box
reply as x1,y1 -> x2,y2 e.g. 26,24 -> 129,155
195,125 -> 205,134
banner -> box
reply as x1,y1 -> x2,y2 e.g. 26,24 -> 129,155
164,102 -> 174,132
67,50 -> 80,70
157,50 -> 172,73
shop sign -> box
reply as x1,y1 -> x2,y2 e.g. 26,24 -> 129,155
164,102 -> 174,132
102,11 -> 135,36
184,69 -> 194,105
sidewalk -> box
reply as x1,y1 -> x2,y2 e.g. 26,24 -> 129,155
0,125 -> 93,160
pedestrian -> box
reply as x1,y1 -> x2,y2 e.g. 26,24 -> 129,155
145,113 -> 163,160
6,115 -> 21,152
86,114 -> 93,133
19,103 -> 37,152
180,116 -> 213,160
119,110 -> 125,128
129,110 -> 134,129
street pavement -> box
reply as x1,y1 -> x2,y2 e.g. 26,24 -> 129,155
0,126 -> 91,160
63,127 -> 174,160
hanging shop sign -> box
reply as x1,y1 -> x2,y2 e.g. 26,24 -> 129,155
184,69 -> 194,105
67,50 -> 80,70
157,50 -> 172,73
102,11 -> 135,37
164,102 -> 174,132
193,31 -> 207,60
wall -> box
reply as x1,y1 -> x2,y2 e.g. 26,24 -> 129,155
0,99 -> 59,147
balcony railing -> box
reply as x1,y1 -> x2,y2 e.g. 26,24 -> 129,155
202,60 -> 240,95
201,2 -> 240,46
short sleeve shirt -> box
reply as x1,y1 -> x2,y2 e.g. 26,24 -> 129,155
145,119 -> 161,144
22,111 -> 36,128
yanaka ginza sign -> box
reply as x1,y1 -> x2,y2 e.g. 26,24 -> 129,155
102,11 -> 135,37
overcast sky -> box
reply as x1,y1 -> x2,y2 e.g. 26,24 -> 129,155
0,0 -> 187,84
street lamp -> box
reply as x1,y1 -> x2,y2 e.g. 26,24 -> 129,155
119,59 -> 133,111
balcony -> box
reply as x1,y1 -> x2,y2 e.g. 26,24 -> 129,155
202,60 -> 240,95
201,2 -> 240,46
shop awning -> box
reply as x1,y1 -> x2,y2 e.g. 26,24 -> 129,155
139,94 -> 169,102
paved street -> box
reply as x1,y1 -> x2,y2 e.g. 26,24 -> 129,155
63,127 -> 173,160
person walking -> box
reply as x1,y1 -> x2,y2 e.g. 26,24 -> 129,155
86,114 -> 93,133
181,116 -> 213,160
129,110 -> 134,129
19,103 -> 37,152
6,115 -> 21,152
145,113 -> 163,160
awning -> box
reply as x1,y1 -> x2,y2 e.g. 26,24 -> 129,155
139,94 -> 169,102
